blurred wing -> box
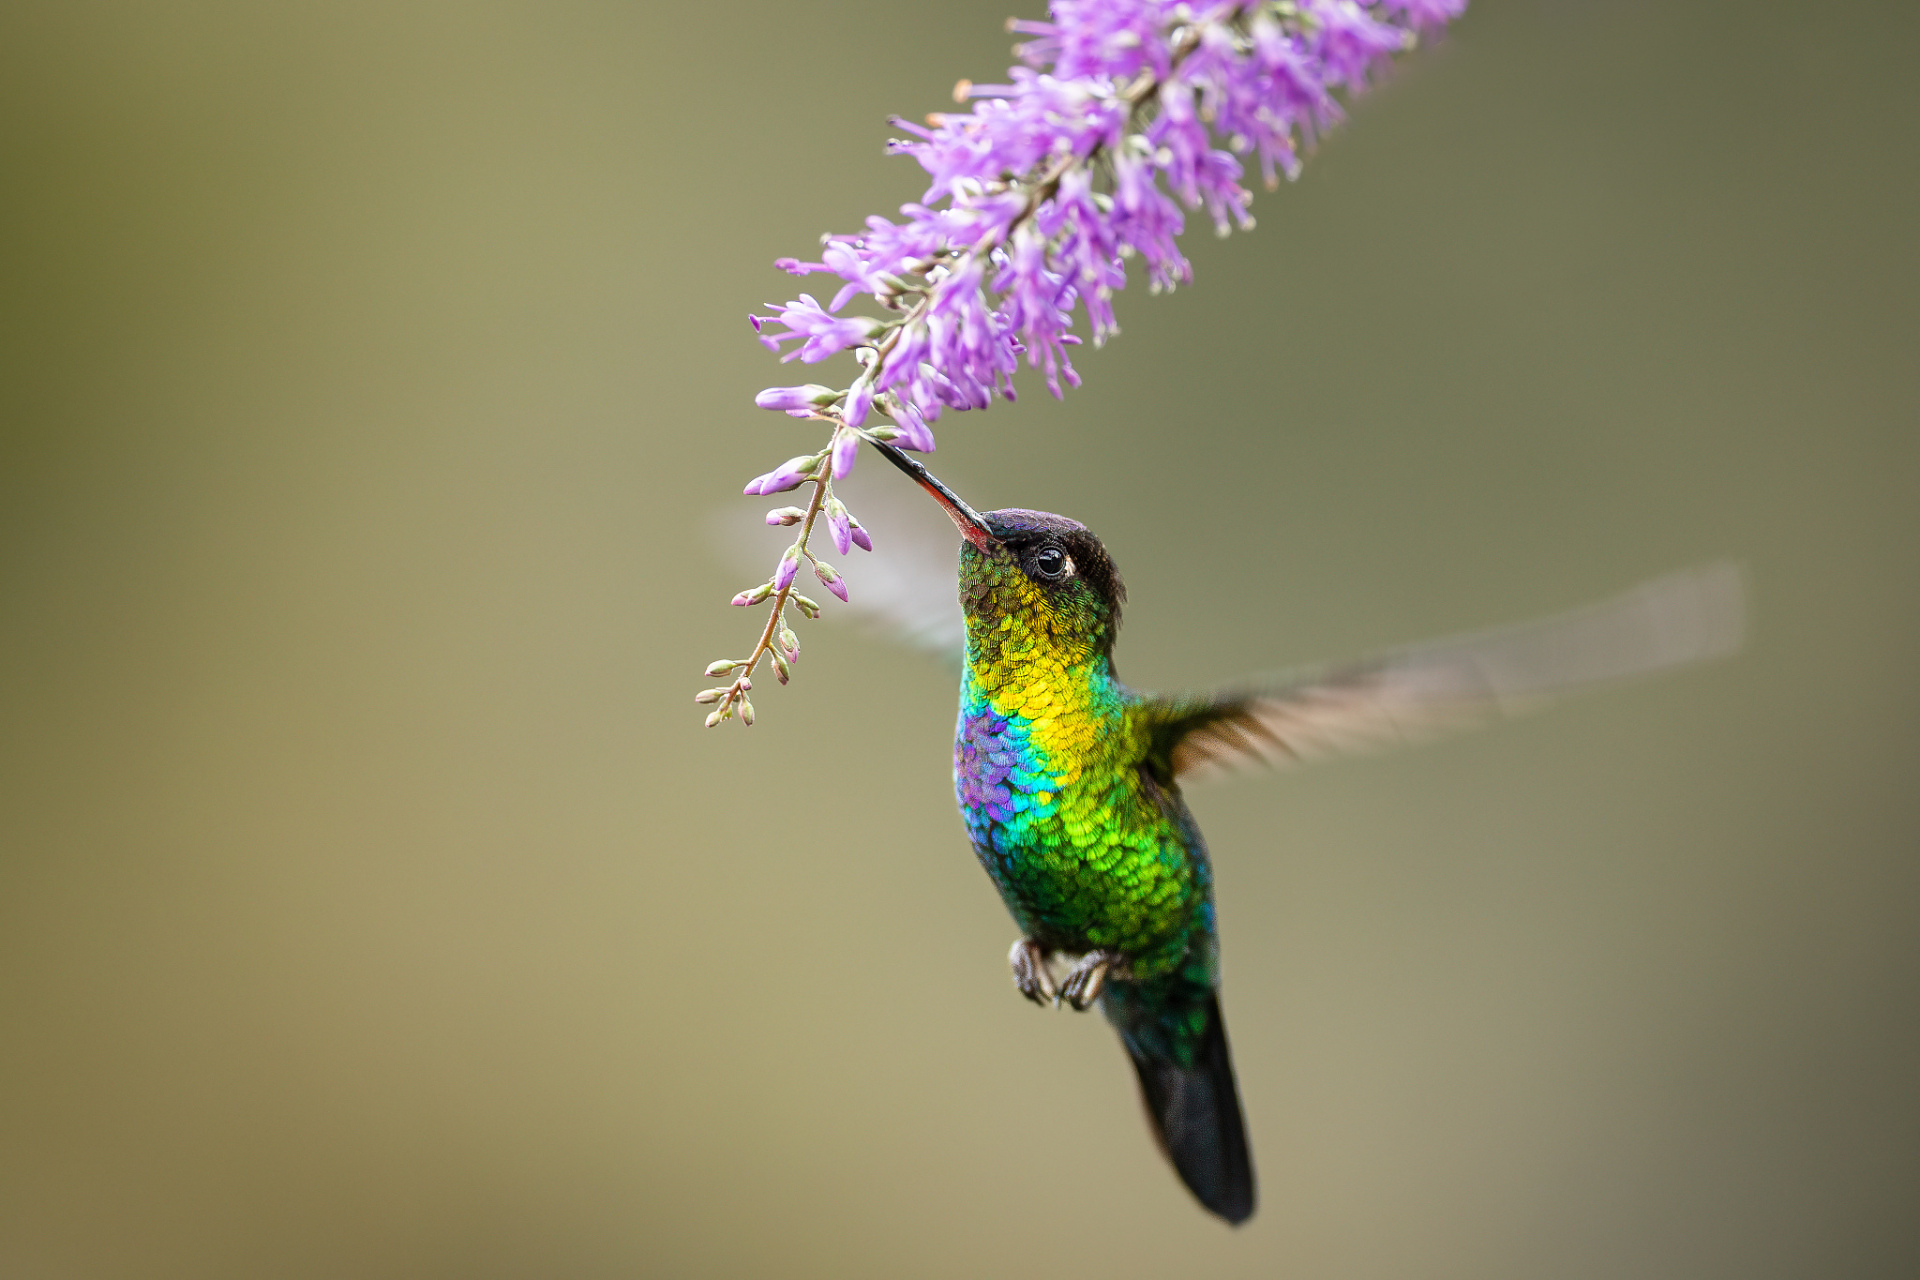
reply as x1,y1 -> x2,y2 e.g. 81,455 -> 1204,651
705,469 -> 966,661
1151,562 -> 1746,785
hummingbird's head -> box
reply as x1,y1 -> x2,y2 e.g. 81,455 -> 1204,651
961,509 -> 1126,658
867,439 -> 1125,661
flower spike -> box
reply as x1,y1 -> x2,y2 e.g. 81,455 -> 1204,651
701,0 -> 1464,725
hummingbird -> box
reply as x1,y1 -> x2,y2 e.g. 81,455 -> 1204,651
853,438 -> 1742,1226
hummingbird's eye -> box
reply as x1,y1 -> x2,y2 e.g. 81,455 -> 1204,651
1031,546 -> 1068,580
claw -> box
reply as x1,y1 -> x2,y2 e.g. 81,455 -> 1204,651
1009,938 -> 1057,1007
1058,950 -> 1124,1011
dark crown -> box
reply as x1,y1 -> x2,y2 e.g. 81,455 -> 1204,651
980,508 -> 1127,637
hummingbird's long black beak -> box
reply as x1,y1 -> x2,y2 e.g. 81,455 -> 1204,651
867,437 -> 1001,552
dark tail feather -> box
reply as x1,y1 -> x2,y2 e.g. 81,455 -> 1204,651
1119,992 -> 1256,1225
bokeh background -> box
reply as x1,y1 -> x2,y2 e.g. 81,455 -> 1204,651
3,1 -> 1916,1276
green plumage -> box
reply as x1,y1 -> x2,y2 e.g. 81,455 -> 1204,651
951,508 -> 1254,1224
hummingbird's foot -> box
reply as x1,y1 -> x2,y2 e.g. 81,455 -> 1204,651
1009,938 -> 1057,1007
1058,950 -> 1127,1011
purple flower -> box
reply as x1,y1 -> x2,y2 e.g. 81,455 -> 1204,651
874,393 -> 937,452
753,295 -> 886,364
891,415 -> 937,454
1300,0 -> 1412,90
751,0 -> 1456,443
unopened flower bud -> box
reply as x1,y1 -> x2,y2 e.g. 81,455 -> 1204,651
778,627 -> 800,661
739,698 -> 755,726
814,561 -> 849,603
791,593 -> 822,620
731,582 -> 774,607
704,708 -> 723,728
694,687 -> 727,704
832,428 -> 860,480
747,454 -> 822,496
771,652 -> 790,684
825,498 -> 853,556
705,659 -> 740,677
773,547 -> 801,592
849,522 -> 873,552
754,384 -> 837,412
765,506 -> 806,526
842,382 -> 874,432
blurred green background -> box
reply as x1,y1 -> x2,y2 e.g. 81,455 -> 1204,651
3,1 -> 1916,1276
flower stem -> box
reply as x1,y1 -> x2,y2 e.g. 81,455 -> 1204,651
711,467 -> 832,725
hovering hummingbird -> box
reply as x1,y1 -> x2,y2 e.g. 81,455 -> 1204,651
839,438 -> 1744,1226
